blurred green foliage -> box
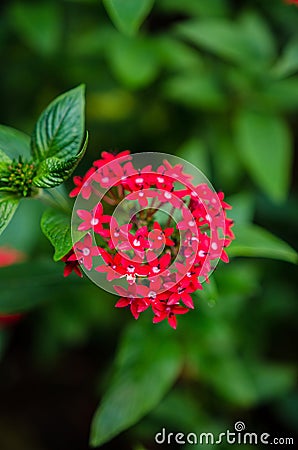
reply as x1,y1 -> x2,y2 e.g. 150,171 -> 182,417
0,0 -> 298,449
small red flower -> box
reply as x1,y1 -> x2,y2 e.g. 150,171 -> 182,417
93,150 -> 131,169
128,226 -> 150,253
114,284 -> 150,319
147,253 -> 171,277
69,167 -> 96,199
95,250 -> 124,281
102,216 -> 132,250
153,299 -> 189,329
77,203 -> 110,233
148,222 -> 174,249
126,189 -> 157,208
69,234 -> 100,271
61,249 -> 83,278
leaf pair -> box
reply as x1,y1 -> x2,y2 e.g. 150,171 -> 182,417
0,85 -> 87,236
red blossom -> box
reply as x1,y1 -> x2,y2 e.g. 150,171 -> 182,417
77,203 -> 110,233
69,167 -> 96,199
114,284 -> 150,319
70,150 -> 235,328
152,300 -> 189,329
69,234 -> 100,271
148,222 -> 174,249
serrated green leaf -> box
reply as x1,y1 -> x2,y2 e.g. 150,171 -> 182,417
31,85 -> 85,162
228,224 -> 298,264
0,149 -> 12,164
235,110 -> 292,202
32,132 -> 88,188
0,149 -> 12,176
103,0 -> 154,36
0,194 -> 19,236
41,209 -> 74,261
90,321 -> 183,447
0,125 -> 30,159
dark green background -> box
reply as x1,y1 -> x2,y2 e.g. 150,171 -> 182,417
0,1 -> 297,449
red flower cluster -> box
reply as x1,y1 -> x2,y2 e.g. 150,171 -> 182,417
66,151 -> 234,329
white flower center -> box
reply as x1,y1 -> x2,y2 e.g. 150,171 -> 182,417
82,248 -> 90,256
205,214 -> 212,222
114,232 -> 120,237
152,266 -> 160,274
157,177 -> 164,183
198,250 -> 205,257
91,218 -> 99,226
148,291 -> 157,299
164,192 -> 172,199
188,220 -> 195,227
139,192 -> 144,197
102,177 -> 109,183
127,265 -> 135,273
133,238 -> 141,247
211,242 -> 218,250
135,177 -> 144,184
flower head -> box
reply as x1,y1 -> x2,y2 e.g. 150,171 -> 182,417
70,151 -> 235,328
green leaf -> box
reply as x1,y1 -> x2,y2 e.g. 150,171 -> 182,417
90,321 -> 183,447
107,36 -> 159,89
176,19 -> 258,67
0,149 -> 12,164
0,194 -> 19,236
163,73 -> 226,110
0,260 -> 68,313
228,224 -> 298,264
235,110 -> 292,202
272,36 -> 298,78
258,77 -> 298,112
176,137 -> 210,177
41,209 -> 73,261
238,11 -> 276,63
159,0 -> 228,17
9,2 -> 62,56
156,36 -> 203,72
32,132 -> 88,188
31,85 -> 85,162
103,0 -> 154,36
226,192 -> 255,226
0,125 -> 30,159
